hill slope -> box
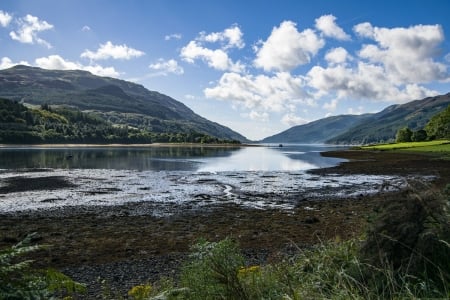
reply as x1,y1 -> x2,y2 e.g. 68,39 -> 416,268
0,65 -> 248,142
261,114 -> 371,144
328,93 -> 450,144
261,93 -> 450,145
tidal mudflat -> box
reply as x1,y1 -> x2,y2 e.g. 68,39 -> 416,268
0,147 -> 448,297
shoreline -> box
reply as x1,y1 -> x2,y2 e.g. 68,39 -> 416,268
1,149 -> 450,297
0,142 -> 260,148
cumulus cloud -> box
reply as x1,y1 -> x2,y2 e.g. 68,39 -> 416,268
9,14 -> 53,48
253,21 -> 325,72
315,14 -> 351,40
323,98 -> 339,111
181,40 -> 244,72
204,72 -> 310,113
81,25 -> 91,32
0,10 -> 12,27
35,55 -> 119,77
355,23 -> 448,84
180,25 -> 245,72
248,110 -> 269,122
198,24 -> 244,49
0,57 -> 30,69
281,113 -> 309,127
325,47 -> 351,65
81,41 -> 145,61
165,33 -> 182,41
149,58 -> 184,75
307,62 -> 438,103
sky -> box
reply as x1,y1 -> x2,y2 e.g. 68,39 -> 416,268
1,0 -> 450,140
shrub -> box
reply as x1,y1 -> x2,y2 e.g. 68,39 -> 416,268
360,181 -> 450,297
0,233 -> 86,299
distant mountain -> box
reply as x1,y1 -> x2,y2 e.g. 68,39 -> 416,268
261,93 -> 450,145
0,65 -> 248,142
328,93 -> 450,144
261,114 -> 370,144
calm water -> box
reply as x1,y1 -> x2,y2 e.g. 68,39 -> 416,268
0,144 -> 346,172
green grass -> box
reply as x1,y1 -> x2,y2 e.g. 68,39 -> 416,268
361,140 -> 450,151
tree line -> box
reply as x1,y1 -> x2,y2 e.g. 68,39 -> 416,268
0,98 -> 241,144
396,104 -> 450,142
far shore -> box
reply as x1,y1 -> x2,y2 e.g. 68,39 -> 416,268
0,142 -> 262,148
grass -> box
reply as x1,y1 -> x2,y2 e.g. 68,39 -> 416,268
361,139 -> 450,151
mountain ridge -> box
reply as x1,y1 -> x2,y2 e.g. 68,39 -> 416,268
261,93 -> 450,145
0,65 -> 248,142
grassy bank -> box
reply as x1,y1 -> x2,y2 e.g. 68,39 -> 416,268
360,140 -> 450,152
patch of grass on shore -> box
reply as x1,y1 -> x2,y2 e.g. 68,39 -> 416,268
361,140 -> 450,152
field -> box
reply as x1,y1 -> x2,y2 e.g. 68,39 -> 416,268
361,139 -> 450,153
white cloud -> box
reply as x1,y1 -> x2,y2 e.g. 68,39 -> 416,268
0,57 -> 30,69
81,41 -> 145,61
353,22 -> 375,38
35,55 -> 119,77
347,106 -> 365,115
356,23 -> 448,84
323,98 -> 339,111
204,72 -> 310,113
307,62 -> 438,103
315,14 -> 351,40
248,110 -> 269,122
281,113 -> 309,127
10,14 -> 53,48
199,24 -> 244,49
325,47 -> 350,65
165,33 -> 182,41
0,10 -> 12,27
180,40 -> 244,72
81,25 -> 91,32
149,58 -> 184,75
254,21 -> 325,72
184,94 -> 195,100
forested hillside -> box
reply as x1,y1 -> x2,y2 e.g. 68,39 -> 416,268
0,98 -> 240,144
0,65 -> 248,142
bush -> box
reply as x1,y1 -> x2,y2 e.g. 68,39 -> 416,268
360,181 -> 450,297
0,233 -> 86,299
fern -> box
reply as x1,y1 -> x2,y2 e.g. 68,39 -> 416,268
0,233 -> 86,299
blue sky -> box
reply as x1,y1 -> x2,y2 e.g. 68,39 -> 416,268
1,0 -> 450,140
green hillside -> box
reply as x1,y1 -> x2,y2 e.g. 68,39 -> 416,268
0,98 -> 239,144
260,93 -> 450,145
261,114 -> 370,144
328,93 -> 450,144
0,65 -> 248,142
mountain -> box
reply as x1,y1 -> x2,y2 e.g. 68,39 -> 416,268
328,93 -> 450,144
261,114 -> 371,144
260,93 -> 450,145
0,65 -> 248,142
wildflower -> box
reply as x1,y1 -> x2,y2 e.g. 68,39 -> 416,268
238,265 -> 261,277
128,284 -> 152,300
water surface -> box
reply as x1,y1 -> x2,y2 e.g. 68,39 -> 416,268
0,144 -> 345,171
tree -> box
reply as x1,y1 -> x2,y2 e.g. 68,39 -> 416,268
425,104 -> 450,140
396,127 -> 412,143
411,129 -> 427,142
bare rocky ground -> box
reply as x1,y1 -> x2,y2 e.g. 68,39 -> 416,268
1,149 -> 449,298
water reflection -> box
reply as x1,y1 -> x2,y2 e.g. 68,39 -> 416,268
197,145 -> 345,172
0,144 -> 345,172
